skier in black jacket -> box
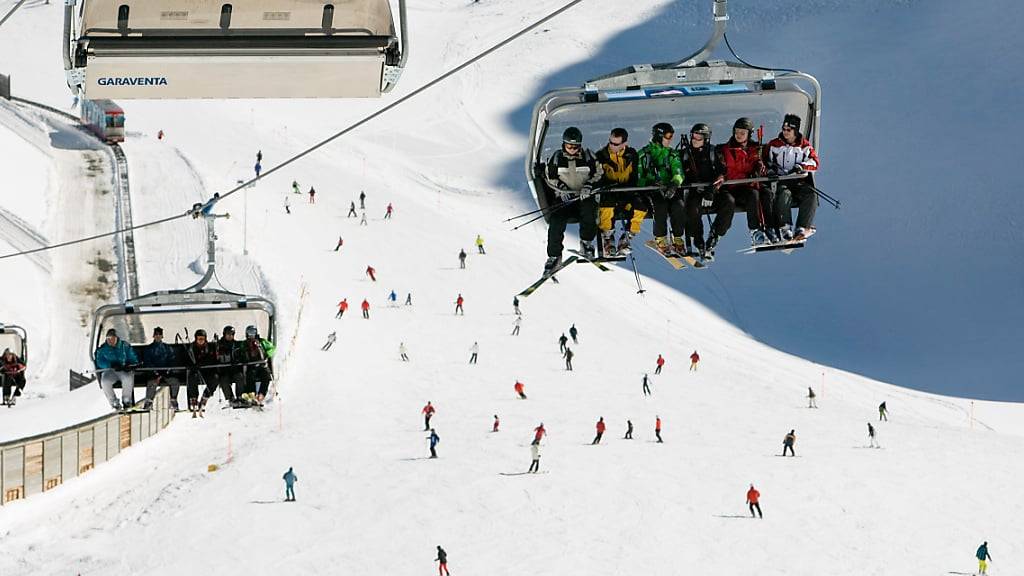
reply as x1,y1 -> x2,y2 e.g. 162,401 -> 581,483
543,127 -> 604,272
679,123 -> 726,259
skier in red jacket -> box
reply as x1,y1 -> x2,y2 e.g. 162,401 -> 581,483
655,354 -> 665,375
454,294 -> 464,315
336,298 -> 348,319
591,417 -> 606,445
655,416 -> 663,443
532,423 -> 546,445
492,414 -> 500,432
361,299 -> 370,319
514,380 -> 526,399
366,265 -> 376,282
422,401 -> 435,431
746,484 -> 763,518
689,350 -> 700,371
713,117 -> 769,246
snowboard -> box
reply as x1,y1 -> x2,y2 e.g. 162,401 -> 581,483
518,256 -> 578,297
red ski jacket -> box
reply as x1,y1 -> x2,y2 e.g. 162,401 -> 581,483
716,138 -> 765,183
422,404 -> 435,415
338,300 -> 348,311
361,300 -> 370,311
747,488 -> 760,504
655,418 -> 661,431
656,356 -> 665,366
534,426 -> 546,440
596,420 -> 606,433
514,382 -> 524,393
456,296 -> 464,305
690,352 -> 700,362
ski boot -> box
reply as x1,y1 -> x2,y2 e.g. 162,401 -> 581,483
794,226 -> 816,241
704,232 -> 719,262
601,231 -> 617,258
580,239 -> 596,260
2,395 -> 9,407
141,399 -> 153,412
765,228 -> 781,245
543,256 -> 562,276
654,236 -> 674,256
671,235 -> 687,257
779,224 -> 794,241
750,229 -> 769,246
617,232 -> 634,255
170,398 -> 179,411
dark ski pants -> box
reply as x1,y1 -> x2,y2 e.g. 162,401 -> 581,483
570,334 -> 577,344
655,365 -> 662,375
529,459 -> 540,473
546,196 -> 598,258
321,341 -> 335,351
559,342 -> 566,353
401,353 -> 409,361
348,208 -> 357,217
478,245 -> 485,254
424,415 -> 432,430
625,428 -> 633,439
246,365 -> 272,397
713,186 -> 762,234
684,190 -> 707,247
749,502 -> 762,518
651,194 -> 686,239
459,259 -> 465,269
363,310 -> 370,319
429,446 -> 437,458
285,485 -> 295,501
592,432 -> 603,445
879,411 -> 887,422
336,309 -> 345,319
773,181 -> 818,230
642,382 -> 651,396
2,373 -> 26,400
656,430 -> 663,443
517,392 -> 527,399
469,353 -> 478,364
783,444 -> 795,456
512,326 -> 520,336
565,359 -> 573,371
149,374 -> 182,404
199,370 -> 233,401
455,304 -> 463,315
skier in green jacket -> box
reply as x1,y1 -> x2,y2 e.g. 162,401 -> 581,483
638,122 -> 686,255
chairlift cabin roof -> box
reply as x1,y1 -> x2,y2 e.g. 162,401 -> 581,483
65,0 -> 408,99
0,324 -> 28,363
91,289 -> 276,362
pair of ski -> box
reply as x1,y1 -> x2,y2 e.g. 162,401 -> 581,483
643,240 -> 707,270
737,239 -> 806,255
518,249 -> 614,297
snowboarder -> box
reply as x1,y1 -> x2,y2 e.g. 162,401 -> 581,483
361,299 -> 370,319
321,331 -> 337,351
680,122 -> 726,258
569,323 -> 578,344
95,328 -> 139,411
655,416 -> 663,443
435,545 -> 450,576
528,443 -> 541,473
405,293 -> 413,306
511,316 -> 521,336
563,347 -> 574,371
868,422 -> 879,448
400,342 -> 410,362
766,113 -> 820,242
746,484 -> 762,518
308,186 -> 316,204
282,467 -> 297,502
360,211 -> 368,225
493,414 -> 500,432
384,203 -> 393,219
388,290 -> 398,306
427,429 -> 440,459
336,298 -> 348,319
1,348 -> 27,406
366,265 -> 377,282
642,373 -> 651,396
689,350 -> 700,371
359,190 -> 366,209
638,122 -> 687,256
514,380 -> 526,399
591,417 -> 606,444
543,126 -> 603,273
458,249 -> 467,269
807,387 -> 817,408
532,422 -> 546,445
976,541 -> 992,575
455,294 -> 464,315
513,296 -> 521,316
422,401 -> 435,430
347,201 -> 358,217
558,333 -> 568,353
655,354 -> 665,375
715,117 -> 769,246
878,401 -> 888,421
476,234 -> 486,254
334,236 -> 344,252
782,429 -> 796,456
624,419 -> 633,439
284,195 -> 291,214
468,341 -> 479,364
595,127 -> 644,256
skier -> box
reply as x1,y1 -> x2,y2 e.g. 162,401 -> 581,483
347,201 -> 358,217
528,442 -> 541,473
187,328 -> 220,414
513,296 -> 521,316
384,203 -> 393,219
563,347 -> 574,371
216,325 -> 245,403
868,422 -> 879,448
284,195 -> 291,214
595,127 -> 644,256
334,236 -> 344,252
360,211 -> 368,226
746,484 -> 763,518
976,541 -> 992,575
1,348 -> 27,406
458,248 -> 467,269
558,333 -> 568,353
591,417 -> 606,444
337,297 -> 349,318
140,327 -> 182,411
715,117 -> 769,246
308,186 -> 316,204
293,180 -> 301,195
468,341 -> 479,364
241,325 -> 275,405
282,467 -> 297,502
493,414 -> 500,432
624,419 -> 633,439
569,323 -> 578,344
427,428 -> 440,459
689,350 -> 700,371
638,122 -> 687,255
543,126 -> 603,272
400,342 -> 410,362
359,190 -> 366,209
388,290 -> 398,306
157,129 -> 164,140
511,316 -> 521,336
422,401 -> 435,430
878,401 -> 888,421
680,122 -> 726,258
321,331 -> 337,351
366,265 -> 377,282
435,545 -> 450,576
782,429 -> 796,456
514,380 -> 526,399
254,161 -> 262,178
642,373 -> 651,396
256,149 -> 262,163
476,234 -> 486,254
405,292 -> 413,306
655,354 -> 665,375
455,294 -> 464,315
532,422 -> 546,445
95,328 -> 138,411
807,387 -> 817,408
766,113 -> 819,241
361,299 -> 370,319
655,416 -> 663,443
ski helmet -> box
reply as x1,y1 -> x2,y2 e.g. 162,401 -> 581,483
194,328 -> 207,339
782,113 -> 802,132
222,325 -> 235,336
245,325 -> 258,338
689,123 -> 712,142
652,122 -> 675,142
733,117 -> 754,132
561,127 -> 583,146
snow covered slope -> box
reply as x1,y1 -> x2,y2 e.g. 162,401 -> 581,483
0,1 -> 1020,575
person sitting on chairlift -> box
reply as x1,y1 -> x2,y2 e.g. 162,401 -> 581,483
543,127 -> 603,273
595,127 -> 644,257
766,113 -> 820,242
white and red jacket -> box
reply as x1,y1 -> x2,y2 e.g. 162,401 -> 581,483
767,135 -> 819,175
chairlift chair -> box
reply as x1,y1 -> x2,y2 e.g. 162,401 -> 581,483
0,324 -> 28,363
525,0 -> 821,223
64,0 -> 409,99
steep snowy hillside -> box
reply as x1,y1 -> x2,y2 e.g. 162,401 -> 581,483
0,1 -> 1020,575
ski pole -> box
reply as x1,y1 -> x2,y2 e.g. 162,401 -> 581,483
809,185 -> 840,209
629,254 -> 646,295
511,196 -> 580,231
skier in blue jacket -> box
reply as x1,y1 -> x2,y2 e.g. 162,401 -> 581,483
283,467 -> 298,502
427,429 -> 440,459
95,328 -> 139,410
976,541 -> 992,575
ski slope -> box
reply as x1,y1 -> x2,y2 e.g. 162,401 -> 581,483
0,1 -> 1021,575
